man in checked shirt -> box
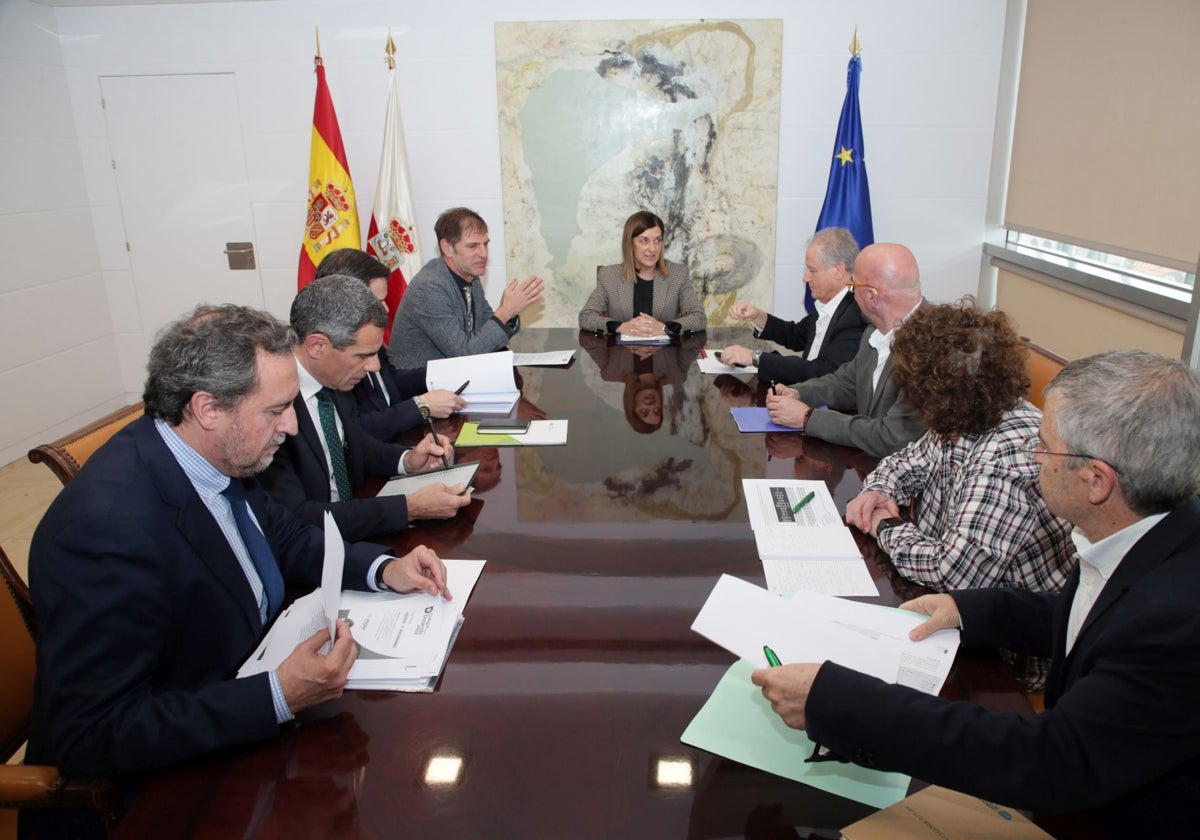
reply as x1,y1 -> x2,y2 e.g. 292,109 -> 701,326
844,301 -> 1075,660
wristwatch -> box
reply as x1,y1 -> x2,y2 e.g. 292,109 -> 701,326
414,394 -> 430,419
751,350 -> 763,367
875,516 -> 905,535
374,558 -> 396,591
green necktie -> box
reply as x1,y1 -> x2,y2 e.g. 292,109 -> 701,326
315,388 -> 354,502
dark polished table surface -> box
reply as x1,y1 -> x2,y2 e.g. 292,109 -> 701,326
114,328 -> 1034,840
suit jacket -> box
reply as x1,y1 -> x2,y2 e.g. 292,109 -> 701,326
804,497 -> 1200,836
578,261 -> 707,333
259,388 -> 411,541
388,257 -> 517,368
755,293 -> 867,383
25,416 -> 386,779
794,301 -> 929,461
352,349 -> 429,442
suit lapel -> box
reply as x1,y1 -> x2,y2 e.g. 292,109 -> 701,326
133,419 -> 263,634
293,394 -> 331,482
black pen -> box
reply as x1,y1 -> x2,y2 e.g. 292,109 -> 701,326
454,380 -> 470,395
425,415 -> 450,471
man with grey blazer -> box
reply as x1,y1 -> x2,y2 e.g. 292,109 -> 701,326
388,207 -> 543,368
766,243 -> 927,461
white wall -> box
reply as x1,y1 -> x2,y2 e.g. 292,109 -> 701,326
0,0 -> 123,467
0,0 -> 1008,463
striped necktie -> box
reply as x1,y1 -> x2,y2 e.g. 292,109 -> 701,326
220,480 -> 285,620
315,388 -> 355,502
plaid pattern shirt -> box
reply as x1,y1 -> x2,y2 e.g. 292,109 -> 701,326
864,402 -> 1075,593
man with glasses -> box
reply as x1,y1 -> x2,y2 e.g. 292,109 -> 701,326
718,227 -> 867,383
766,242 -> 927,460
753,350 -> 1200,834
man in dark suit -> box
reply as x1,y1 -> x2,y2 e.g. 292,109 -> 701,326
25,305 -> 450,800
719,227 -> 866,383
752,350 -> 1200,836
314,248 -> 465,442
765,242 -> 927,460
259,275 -> 471,542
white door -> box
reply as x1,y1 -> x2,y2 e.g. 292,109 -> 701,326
101,73 -> 262,339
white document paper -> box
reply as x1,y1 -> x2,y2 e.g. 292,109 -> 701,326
761,558 -> 879,597
239,558 -> 486,692
427,351 -> 519,413
320,512 -> 344,646
692,574 -> 959,695
697,354 -> 758,375
512,349 -> 575,366
377,462 -> 480,498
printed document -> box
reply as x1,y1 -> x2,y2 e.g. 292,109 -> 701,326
427,351 -> 519,413
512,349 -> 575,366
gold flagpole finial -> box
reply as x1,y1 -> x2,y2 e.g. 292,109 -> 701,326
386,30 -> 396,70
315,27 -> 323,65
849,27 -> 862,58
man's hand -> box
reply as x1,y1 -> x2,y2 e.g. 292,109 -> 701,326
765,388 -> 809,429
402,433 -> 454,473
405,482 -> 472,520
493,275 -> 544,322
845,489 -> 900,534
277,619 -> 357,714
382,544 -> 452,600
421,390 -> 466,418
899,594 -> 961,641
730,301 -> 768,331
750,663 -> 823,730
617,312 -> 667,337
719,344 -> 754,367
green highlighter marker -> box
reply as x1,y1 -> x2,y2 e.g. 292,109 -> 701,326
763,645 -> 782,667
791,491 -> 815,514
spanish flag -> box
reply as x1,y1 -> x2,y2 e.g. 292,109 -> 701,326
298,54 -> 361,289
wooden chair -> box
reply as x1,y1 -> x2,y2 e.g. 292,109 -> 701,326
1023,339 -> 1068,410
27,403 -> 144,487
0,545 -> 120,833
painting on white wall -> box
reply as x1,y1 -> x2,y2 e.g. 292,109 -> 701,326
495,19 -> 783,328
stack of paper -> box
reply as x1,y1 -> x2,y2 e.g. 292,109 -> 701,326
427,350 -> 519,414
683,574 -> 960,808
742,479 -> 877,596
239,513 -> 485,692
454,419 -> 568,447
377,462 -> 480,497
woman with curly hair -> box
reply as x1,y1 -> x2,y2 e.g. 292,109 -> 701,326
845,300 -> 1075,600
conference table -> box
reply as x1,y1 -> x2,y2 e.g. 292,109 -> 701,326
114,328 -> 1037,840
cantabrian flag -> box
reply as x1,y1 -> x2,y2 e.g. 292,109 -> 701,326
366,35 -> 423,341
809,32 -> 874,310
298,54 -> 361,289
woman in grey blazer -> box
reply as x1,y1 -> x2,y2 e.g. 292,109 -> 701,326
578,210 -> 707,335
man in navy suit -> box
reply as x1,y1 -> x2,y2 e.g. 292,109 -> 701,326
258,275 -> 471,542
25,305 -> 451,794
314,249 -> 465,442
719,227 -> 866,383
752,350 -> 1200,835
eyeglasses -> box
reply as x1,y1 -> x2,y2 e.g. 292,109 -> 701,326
1021,435 -> 1122,474
845,281 -> 883,298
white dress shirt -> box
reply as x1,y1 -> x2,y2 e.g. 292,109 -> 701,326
807,287 -> 849,360
868,299 -> 922,393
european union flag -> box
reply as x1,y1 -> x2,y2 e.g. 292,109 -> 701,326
808,53 -> 874,310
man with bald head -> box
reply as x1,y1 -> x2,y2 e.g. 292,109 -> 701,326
766,242 -> 926,460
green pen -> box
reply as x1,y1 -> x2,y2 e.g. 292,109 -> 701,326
791,491 -> 815,514
763,645 -> 782,667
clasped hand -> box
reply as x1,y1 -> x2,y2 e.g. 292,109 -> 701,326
618,313 -> 666,337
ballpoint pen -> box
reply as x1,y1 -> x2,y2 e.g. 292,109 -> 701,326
791,491 -> 815,514
763,645 -> 782,667
454,380 -> 470,395
425,415 -> 450,471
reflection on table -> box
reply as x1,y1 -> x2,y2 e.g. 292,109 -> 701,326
114,328 -> 1033,840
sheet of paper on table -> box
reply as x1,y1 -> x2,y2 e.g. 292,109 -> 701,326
454,420 -> 568,447
741,479 -> 877,596
697,355 -> 758,375
377,462 -> 480,498
682,575 -> 961,809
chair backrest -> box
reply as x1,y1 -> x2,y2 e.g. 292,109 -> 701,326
28,402 -> 144,486
1023,339 -> 1068,411
0,544 -> 35,763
